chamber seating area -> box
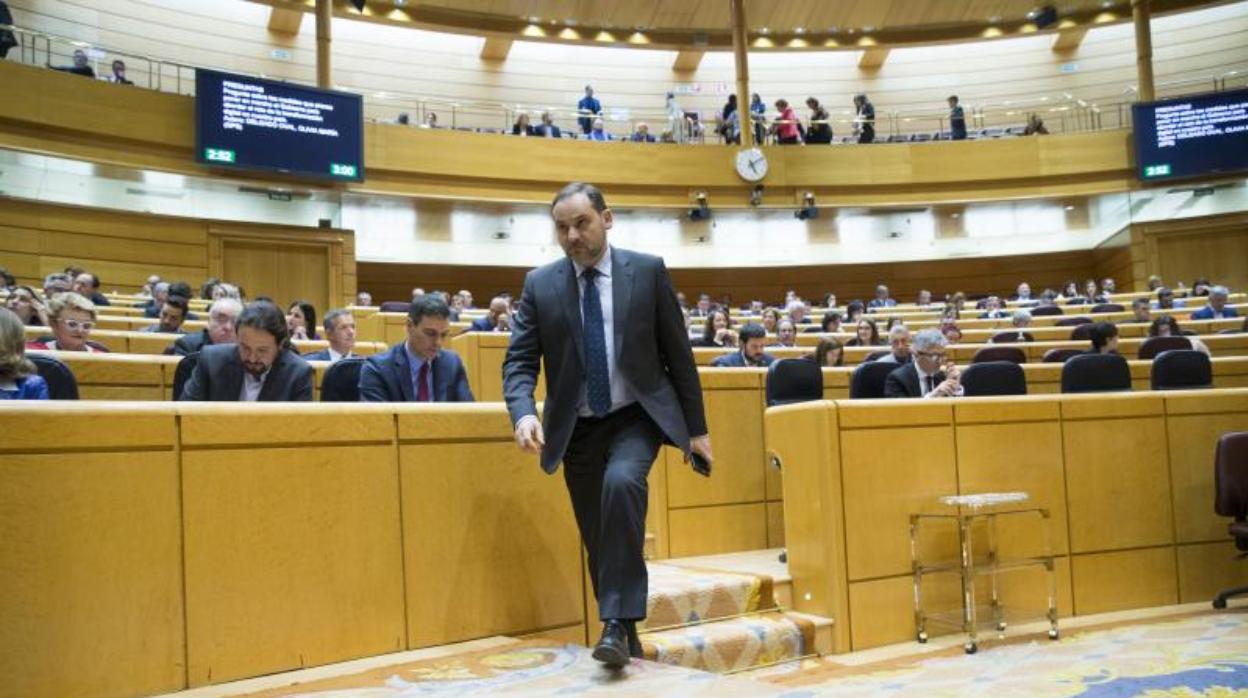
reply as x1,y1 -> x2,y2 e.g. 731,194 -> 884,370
4,0 -> 1248,696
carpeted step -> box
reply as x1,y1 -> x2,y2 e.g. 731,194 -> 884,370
640,610 -> 823,674
643,562 -> 779,630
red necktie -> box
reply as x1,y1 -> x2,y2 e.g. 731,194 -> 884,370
417,362 -> 430,402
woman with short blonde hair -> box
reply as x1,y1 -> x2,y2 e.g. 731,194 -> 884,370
0,307 -> 49,399
27,291 -> 107,352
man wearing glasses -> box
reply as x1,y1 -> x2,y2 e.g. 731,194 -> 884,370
884,329 -> 962,398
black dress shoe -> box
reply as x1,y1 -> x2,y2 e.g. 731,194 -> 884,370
592,620 -> 630,668
626,621 -> 643,659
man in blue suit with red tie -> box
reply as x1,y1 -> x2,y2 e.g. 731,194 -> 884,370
358,295 -> 473,402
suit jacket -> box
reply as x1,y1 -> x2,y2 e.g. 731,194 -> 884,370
358,343 -> 473,403
169,329 -> 211,357
179,343 -> 313,402
503,247 -> 708,474
1191,305 -> 1239,320
884,362 -> 946,399
303,348 -> 354,362
469,316 -> 496,332
710,350 -> 776,368
535,124 -> 562,138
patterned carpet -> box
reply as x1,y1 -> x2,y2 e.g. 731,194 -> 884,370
642,562 -> 776,630
766,611 -> 1248,697
222,612 -> 1248,697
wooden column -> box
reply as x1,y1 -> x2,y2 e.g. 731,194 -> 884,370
316,0 -> 332,88
1131,0 -> 1155,101
730,0 -> 753,147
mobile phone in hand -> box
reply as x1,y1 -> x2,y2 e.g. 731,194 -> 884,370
690,451 -> 712,477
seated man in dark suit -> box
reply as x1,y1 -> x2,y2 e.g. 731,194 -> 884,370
359,294 -> 474,402
169,298 -> 241,356
303,309 -> 357,362
710,323 -> 775,367
140,295 -> 189,334
179,301 -> 313,402
884,329 -> 963,398
469,296 -> 512,332
978,296 -> 1009,319
535,112 -> 562,138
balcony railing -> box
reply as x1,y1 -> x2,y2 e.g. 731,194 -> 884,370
3,22 -> 1246,145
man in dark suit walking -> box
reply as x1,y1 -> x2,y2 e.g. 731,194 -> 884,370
359,294 -> 474,402
503,182 -> 712,669
179,301 -> 313,402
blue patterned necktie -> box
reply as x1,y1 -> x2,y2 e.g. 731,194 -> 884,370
581,267 -> 611,417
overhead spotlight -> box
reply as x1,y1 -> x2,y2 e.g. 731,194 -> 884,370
349,0 -> 366,11
688,192 -> 711,221
795,191 -> 819,220
750,184 -> 764,207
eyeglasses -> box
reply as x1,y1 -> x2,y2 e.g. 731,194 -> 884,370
63,319 -> 95,331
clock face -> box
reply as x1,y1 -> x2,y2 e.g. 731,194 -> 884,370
735,147 -> 768,182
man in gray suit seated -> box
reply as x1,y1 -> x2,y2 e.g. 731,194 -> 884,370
710,323 -> 775,367
179,301 -> 313,402
359,294 -> 473,402
503,182 -> 713,670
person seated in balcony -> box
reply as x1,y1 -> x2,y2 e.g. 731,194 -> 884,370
5,286 -> 49,327
629,122 -> 656,143
0,1 -> 15,60
1149,314 -> 1210,356
577,85 -> 602,135
1024,113 -> 1049,135
141,295 -> 189,334
422,112 -> 439,129
512,113 -> 534,136
49,48 -> 96,78
535,112 -> 562,138
0,308 -> 49,400
26,292 -> 108,352
1131,297 -> 1152,324
805,97 -> 833,144
587,118 -> 612,142
948,95 -> 967,140
1190,285 -> 1239,320
853,94 -> 876,144
105,59 -> 132,85
773,99 -> 801,145
719,95 -> 741,146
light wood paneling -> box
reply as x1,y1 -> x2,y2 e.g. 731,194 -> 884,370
1165,391 -> 1248,544
1062,399 -> 1173,554
667,502 -> 769,558
0,198 -> 355,304
398,408 -> 584,648
0,409 -> 183,698
848,574 -> 962,650
1136,212 -> 1248,296
1071,547 -> 1179,614
1177,541 -> 1248,604
181,420 -> 405,686
667,370 -> 766,509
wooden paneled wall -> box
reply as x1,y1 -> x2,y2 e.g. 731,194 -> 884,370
1131,211 -> 1248,294
360,249 -> 1103,306
767,390 -> 1248,654
0,198 -> 357,309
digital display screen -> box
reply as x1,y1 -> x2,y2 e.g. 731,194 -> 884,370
195,68 -> 364,182
1132,88 -> 1248,182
